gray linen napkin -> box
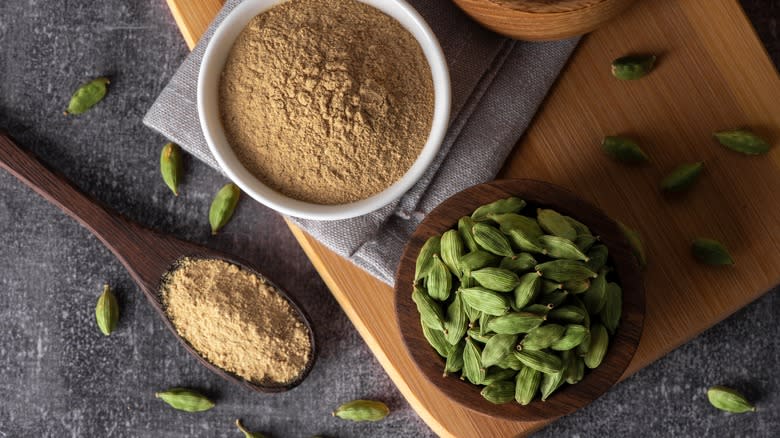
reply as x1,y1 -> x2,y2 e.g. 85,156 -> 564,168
144,0 -> 578,285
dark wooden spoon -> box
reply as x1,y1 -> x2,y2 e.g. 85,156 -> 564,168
0,131 -> 316,393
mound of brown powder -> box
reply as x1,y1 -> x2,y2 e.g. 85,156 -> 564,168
161,258 -> 312,385
219,0 -> 435,205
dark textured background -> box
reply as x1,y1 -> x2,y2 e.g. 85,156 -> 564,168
0,1 -> 777,437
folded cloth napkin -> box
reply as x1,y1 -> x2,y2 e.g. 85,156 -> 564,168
144,0 -> 578,286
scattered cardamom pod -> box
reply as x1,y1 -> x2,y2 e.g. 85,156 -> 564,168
539,235 -> 590,262
155,388 -> 215,412
472,267 -> 520,292
713,128 -> 771,155
537,209 -> 577,241
458,216 -> 480,252
473,223 -> 514,257
421,323 -> 450,358
471,197 -> 526,222
514,350 -> 563,375
95,284 -> 119,336
481,333 -> 519,367
426,254 -> 452,301
415,235 -> 441,282
486,312 -> 545,335
519,324 -> 566,351
460,287 -> 510,316
660,162 -> 704,193
514,365 -> 541,405
611,55 -> 656,80
706,386 -> 756,414
480,380 -> 516,404
445,292 -> 468,345
65,77 -> 110,115
601,136 -> 649,163
463,338 -> 486,385
618,221 -> 647,269
535,260 -> 597,282
159,143 -> 183,196
440,230 -> 464,277
584,324 -> 609,369
550,324 -> 589,351
235,419 -> 266,438
513,272 -> 541,310
332,400 -> 389,422
692,238 -> 734,265
412,286 -> 447,333
209,183 -> 241,235
499,253 -> 537,273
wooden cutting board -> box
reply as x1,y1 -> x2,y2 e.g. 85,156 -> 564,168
165,0 -> 780,436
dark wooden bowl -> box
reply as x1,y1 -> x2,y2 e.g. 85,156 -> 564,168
394,179 -> 645,421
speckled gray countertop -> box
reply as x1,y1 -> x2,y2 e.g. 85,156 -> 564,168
0,1 -> 777,437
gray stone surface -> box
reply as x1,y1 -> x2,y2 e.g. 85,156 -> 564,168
0,1 -> 776,437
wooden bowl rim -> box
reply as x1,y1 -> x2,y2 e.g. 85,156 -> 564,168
484,0 -> 614,16
394,179 -> 645,421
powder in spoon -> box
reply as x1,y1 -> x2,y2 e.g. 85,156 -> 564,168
219,0 -> 435,205
160,258 -> 312,385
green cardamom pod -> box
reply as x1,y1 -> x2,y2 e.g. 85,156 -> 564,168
562,278 -> 591,294
481,333 -> 519,367
574,234 -> 598,252
505,229 -> 547,255
584,323 -> 609,369
692,238 -> 734,265
550,324 -> 589,351
445,291 -> 468,345
482,368 -> 518,385
415,235 -> 441,282
519,324 -> 566,351
65,77 -> 110,115
444,340 -> 466,376
618,221 -> 647,269
332,400 -> 389,422
458,250 -> 500,273
458,216 -> 480,252
155,388 -> 215,412
601,136 -> 649,163
460,287 -> 510,316
535,260 -> 597,282
159,143 -> 183,196
548,305 -> 587,324
421,322 -> 450,358
600,282 -> 622,334
713,128 -> 771,155
472,197 -> 527,222
514,365 -> 542,405
478,311 -> 493,336
463,338 -> 486,385
563,350 -> 583,384
440,230 -> 464,277
540,369 -> 565,401
538,290 -> 569,307
706,386 -> 756,413
235,419 -> 266,438
537,209 -> 577,242
462,288 -> 481,323
209,183 -> 241,235
611,54 -> 656,80
472,267 -> 520,292
522,303 -> 554,315
514,350 -> 563,375
538,235 -> 590,262
486,312 -> 545,335
95,284 -> 119,336
513,272 -> 541,310
660,162 -> 704,192
499,253 -> 537,273
480,380 -> 516,404
572,296 -> 590,328
564,215 -> 592,236
426,255 -> 452,301
412,286 -> 447,333
496,350 -> 524,370
491,213 -> 543,238
586,244 -> 609,273
541,280 -> 563,294
467,328 -> 493,344
582,269 -> 607,314
473,223 -> 514,257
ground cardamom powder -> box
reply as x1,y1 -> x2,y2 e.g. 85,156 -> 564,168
161,258 -> 312,385
219,0 -> 435,205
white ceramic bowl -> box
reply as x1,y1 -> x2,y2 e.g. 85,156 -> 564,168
198,0 -> 451,220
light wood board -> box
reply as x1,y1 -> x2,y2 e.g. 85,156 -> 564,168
166,0 -> 780,436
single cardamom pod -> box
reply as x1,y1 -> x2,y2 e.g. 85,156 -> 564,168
537,208 -> 577,241
541,280 -> 563,294
537,290 -> 569,307
499,253 -> 537,273
472,267 -> 520,292
562,278 -> 590,294
155,388 -> 215,412
538,235 -> 590,262
458,216 -> 480,252
513,272 -> 541,310
535,260 -> 597,282
415,235 -> 441,282
421,322 -> 450,357
523,303 -> 554,315
462,287 -> 481,323
540,369 -> 565,401
481,333 -> 519,367
413,286 -> 447,332
463,338 -> 486,385
65,77 -> 110,115
706,386 -> 756,413
496,350 -> 524,370
458,250 -> 500,273
548,305 -> 587,324
332,400 -> 389,422
444,340 -> 465,376
460,287 -> 510,316
692,238 -> 734,265
480,380 -> 516,404
660,162 -> 704,193
505,228 -> 547,255
562,350 -> 582,384
550,324 -> 589,351
159,143 -> 183,196
473,223 -> 514,257
482,368 -> 518,385
574,234 -> 598,252
235,419 -> 266,438
426,254 -> 452,301
440,230 -> 464,277
519,324 -> 566,351
209,183 -> 241,235
445,291 -> 468,345
713,128 -> 771,155
586,244 -> 609,273
491,213 -> 543,238
600,282 -> 622,334
582,269 -> 608,314
514,365 -> 542,405
486,312 -> 545,335
568,356 -> 585,385
571,296 -> 590,328
601,136 -> 649,163
611,54 -> 656,80
471,197 -> 527,222
618,221 -> 647,269
584,323 -> 609,369
467,328 -> 493,344
564,215 -> 592,237
514,350 -> 563,375
479,311 -> 493,337
95,284 -> 119,336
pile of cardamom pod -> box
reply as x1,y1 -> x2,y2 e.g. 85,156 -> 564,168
412,197 -> 622,406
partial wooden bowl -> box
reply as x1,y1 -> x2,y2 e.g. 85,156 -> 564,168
394,179 -> 645,421
451,0 -> 638,41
